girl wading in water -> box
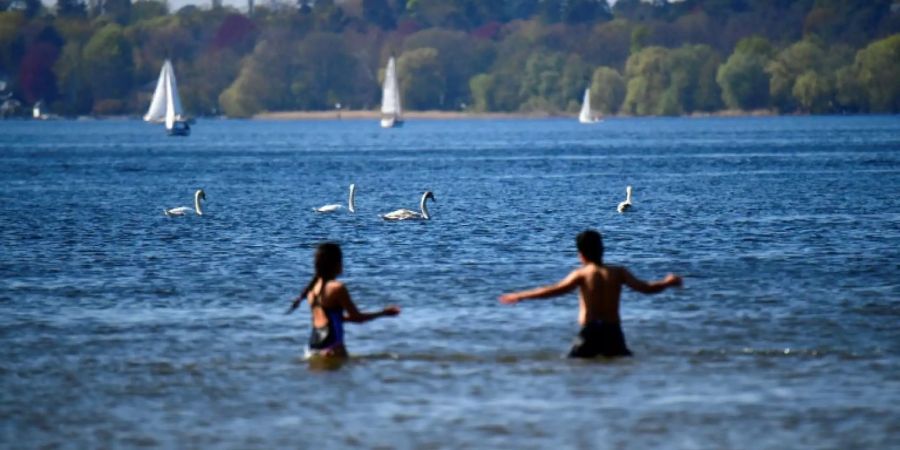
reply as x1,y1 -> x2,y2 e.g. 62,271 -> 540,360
287,242 -> 400,357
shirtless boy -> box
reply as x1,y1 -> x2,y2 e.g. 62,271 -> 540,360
499,230 -> 682,358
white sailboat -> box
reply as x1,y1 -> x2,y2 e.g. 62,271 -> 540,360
380,57 -> 403,128
578,88 -> 600,124
32,101 -> 44,119
145,59 -> 190,136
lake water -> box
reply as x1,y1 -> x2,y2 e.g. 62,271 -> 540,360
1,117 -> 898,449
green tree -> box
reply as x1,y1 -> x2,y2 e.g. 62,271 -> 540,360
18,0 -> 43,18
854,33 -> 900,113
504,0 -> 539,20
129,0 -> 167,22
403,28 -> 493,109
559,53 -> 591,112
56,0 -> 87,18
1,0 -> 896,117
518,51 -> 566,111
397,47 -> 444,110
766,39 -> 828,112
220,40 -> 292,117
833,65 -> 866,112
405,0 -> 471,28
559,0 -> 612,24
129,16 -> 195,84
622,46 -> 670,115
81,23 -> 132,111
716,36 -> 773,110
668,44 -> 722,113
103,0 -> 132,24
180,49 -> 239,115
311,0 -> 347,32
0,12 -> 25,73
584,19 -> 631,68
362,0 -> 395,29
589,66 -> 625,114
792,70 -> 832,113
54,41 -> 92,114
468,72 -> 492,111
291,32 -> 361,109
630,24 -> 650,54
482,61 -> 524,112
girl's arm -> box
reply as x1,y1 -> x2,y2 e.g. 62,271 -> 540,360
335,283 -> 400,323
499,270 -> 582,304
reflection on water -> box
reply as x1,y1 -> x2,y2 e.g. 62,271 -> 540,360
0,117 -> 899,449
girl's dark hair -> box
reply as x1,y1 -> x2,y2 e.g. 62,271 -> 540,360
576,230 -> 603,264
300,242 -> 343,305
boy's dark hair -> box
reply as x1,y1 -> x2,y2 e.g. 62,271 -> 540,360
576,230 -> 604,264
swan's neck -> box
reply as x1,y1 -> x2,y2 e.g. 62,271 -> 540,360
420,194 -> 430,220
625,187 -> 632,203
194,192 -> 203,216
348,185 -> 356,213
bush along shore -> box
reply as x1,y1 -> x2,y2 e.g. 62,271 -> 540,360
2,0 -> 898,119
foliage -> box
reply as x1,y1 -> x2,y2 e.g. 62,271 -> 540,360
56,0 -> 86,18
667,44 -> 722,113
82,23 -> 132,111
853,34 -> 900,113
792,70 -> 832,113
397,47 -> 443,110
716,36 -> 773,110
589,66 -> 624,114
766,39 -> 828,112
622,46 -> 670,115
468,73 -> 492,111
0,0 -> 897,117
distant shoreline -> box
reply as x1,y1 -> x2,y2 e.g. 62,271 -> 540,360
254,110 -> 556,120
8,109 -> 830,121
253,109 -> 779,120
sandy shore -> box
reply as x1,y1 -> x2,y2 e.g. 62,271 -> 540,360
254,110 -> 558,120
254,109 -> 779,120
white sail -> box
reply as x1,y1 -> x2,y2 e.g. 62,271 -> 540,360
165,69 -> 175,130
144,62 -> 168,122
167,61 -> 184,120
381,57 -> 402,127
579,88 -> 595,124
144,60 -> 186,125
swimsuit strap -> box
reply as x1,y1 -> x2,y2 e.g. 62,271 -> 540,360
308,279 -> 345,349
310,278 -> 328,308
311,279 -> 339,328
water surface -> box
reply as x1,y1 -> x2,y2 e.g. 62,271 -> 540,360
1,117 -> 898,449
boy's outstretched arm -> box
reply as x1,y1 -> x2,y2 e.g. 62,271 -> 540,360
622,269 -> 682,294
500,270 -> 581,304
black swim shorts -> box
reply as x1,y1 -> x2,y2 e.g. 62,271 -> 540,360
568,320 -> 633,358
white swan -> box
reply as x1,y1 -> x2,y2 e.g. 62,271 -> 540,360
617,185 -> 632,213
165,189 -> 205,216
316,184 -> 356,213
382,191 -> 435,221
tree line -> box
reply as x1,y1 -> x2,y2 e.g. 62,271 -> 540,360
1,0 -> 898,118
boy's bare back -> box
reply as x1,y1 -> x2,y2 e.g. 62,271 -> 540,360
575,264 -> 625,324
569,264 -> 683,324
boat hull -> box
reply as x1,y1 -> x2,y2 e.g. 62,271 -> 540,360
167,121 -> 191,136
381,117 -> 403,128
